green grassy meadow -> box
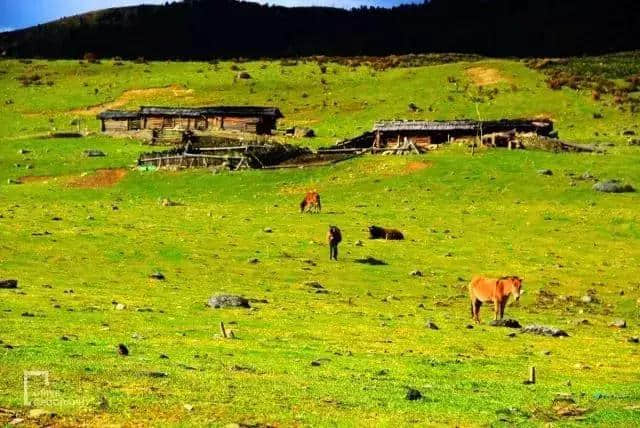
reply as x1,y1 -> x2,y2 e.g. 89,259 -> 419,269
1,56 -> 640,426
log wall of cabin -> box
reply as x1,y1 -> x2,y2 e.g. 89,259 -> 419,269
103,119 -> 130,132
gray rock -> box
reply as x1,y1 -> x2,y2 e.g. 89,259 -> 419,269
609,319 -> 627,328
84,149 -> 106,157
489,319 -> 522,328
208,295 -> 251,309
593,180 -> 635,193
304,281 -> 324,289
263,227 -> 273,233
410,270 -> 423,277
247,258 -> 260,264
425,321 -> 439,330
629,138 -> 640,146
147,371 -> 168,378
236,71 -> 251,79
0,279 -> 18,289
354,240 -> 364,247
538,169 -> 553,176
627,337 -> 639,344
149,272 -> 165,280
521,325 -> 569,337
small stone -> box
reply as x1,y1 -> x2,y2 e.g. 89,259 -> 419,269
247,258 -> 259,264
627,337 -> 639,344
263,227 -> 272,233
593,180 -> 635,193
354,240 -> 363,246
9,417 -> 24,425
425,321 -> 439,330
21,312 -> 35,317
0,279 -> 18,289
310,360 -> 323,366
147,371 -> 168,378
609,319 -> 627,328
466,324 -> 474,329
160,354 -> 170,359
183,404 -> 194,412
581,295 -> 593,304
114,303 -> 126,310
28,409 -> 55,419
410,270 -> 423,277
538,169 -> 553,176
149,272 -> 165,280
208,294 -> 251,309
117,343 -> 129,356
489,319 -> 521,328
405,388 -> 422,401
84,149 -> 106,157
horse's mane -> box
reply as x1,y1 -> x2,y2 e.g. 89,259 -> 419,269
499,275 -> 520,281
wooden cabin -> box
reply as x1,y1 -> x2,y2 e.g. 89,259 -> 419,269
98,106 -> 283,136
97,110 -> 142,132
372,119 -> 554,149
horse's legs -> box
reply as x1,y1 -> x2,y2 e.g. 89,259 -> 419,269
473,299 -> 482,323
494,300 -> 500,320
500,300 -> 506,319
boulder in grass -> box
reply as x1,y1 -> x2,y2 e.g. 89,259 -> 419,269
489,319 -> 522,328
538,169 -> 553,176
0,279 -> 18,289
84,149 -> 106,157
593,180 -> 635,193
521,325 -> 569,337
208,294 -> 251,309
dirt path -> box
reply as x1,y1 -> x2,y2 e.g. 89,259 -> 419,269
70,85 -> 194,116
466,67 -> 508,86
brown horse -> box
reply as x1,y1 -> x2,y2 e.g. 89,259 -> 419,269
300,191 -> 321,213
469,276 -> 523,323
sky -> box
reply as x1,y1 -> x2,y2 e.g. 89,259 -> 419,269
0,0 -> 421,32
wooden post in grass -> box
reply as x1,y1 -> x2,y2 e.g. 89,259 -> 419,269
220,321 -> 227,338
529,366 -> 536,384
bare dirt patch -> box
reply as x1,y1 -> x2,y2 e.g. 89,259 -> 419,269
18,175 -> 58,184
70,85 -> 194,116
405,161 -> 432,173
67,168 -> 128,188
466,67 -> 508,86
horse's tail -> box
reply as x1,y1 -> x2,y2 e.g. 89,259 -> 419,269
300,199 -> 307,212
316,194 -> 321,212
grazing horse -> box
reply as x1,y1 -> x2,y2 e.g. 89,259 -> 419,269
368,225 -> 404,240
300,191 -> 321,213
469,276 -> 523,323
327,226 -> 342,260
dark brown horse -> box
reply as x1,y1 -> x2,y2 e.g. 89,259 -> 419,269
300,191 -> 321,213
368,225 -> 404,240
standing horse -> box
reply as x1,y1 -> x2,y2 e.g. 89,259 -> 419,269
469,276 -> 523,323
327,226 -> 342,260
300,191 -> 321,213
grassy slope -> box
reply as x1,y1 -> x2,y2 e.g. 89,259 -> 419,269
0,57 -> 639,427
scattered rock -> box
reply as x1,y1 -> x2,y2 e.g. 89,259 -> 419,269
580,171 -> 597,180
466,324 -> 474,329
405,388 -> 423,401
18,149 -> 30,154
114,303 -> 126,311
304,281 -> 324,289
183,403 -> 194,412
117,343 -> 129,356
521,325 -> 569,337
208,295 -> 251,309
425,321 -> 439,330
538,169 -> 553,176
310,360 -> 323,367
247,258 -> 260,264
623,130 -> 636,136
8,417 -> 24,425
410,270 -> 423,277
553,393 -> 576,404
0,279 -> 18,289
263,227 -> 273,233
629,138 -> 640,146
160,354 -> 170,359
628,337 -> 639,344
7,179 -> 21,185
147,371 -> 168,378
236,71 -> 251,79
355,256 -> 387,266
161,198 -> 180,207
149,272 -> 165,280
136,308 -> 153,312
21,312 -> 35,317
28,409 -> 56,419
609,319 -> 627,328
286,126 -> 315,138
580,295 -> 594,304
593,180 -> 635,193
83,149 -> 106,157
354,240 -> 364,246
489,319 -> 522,328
